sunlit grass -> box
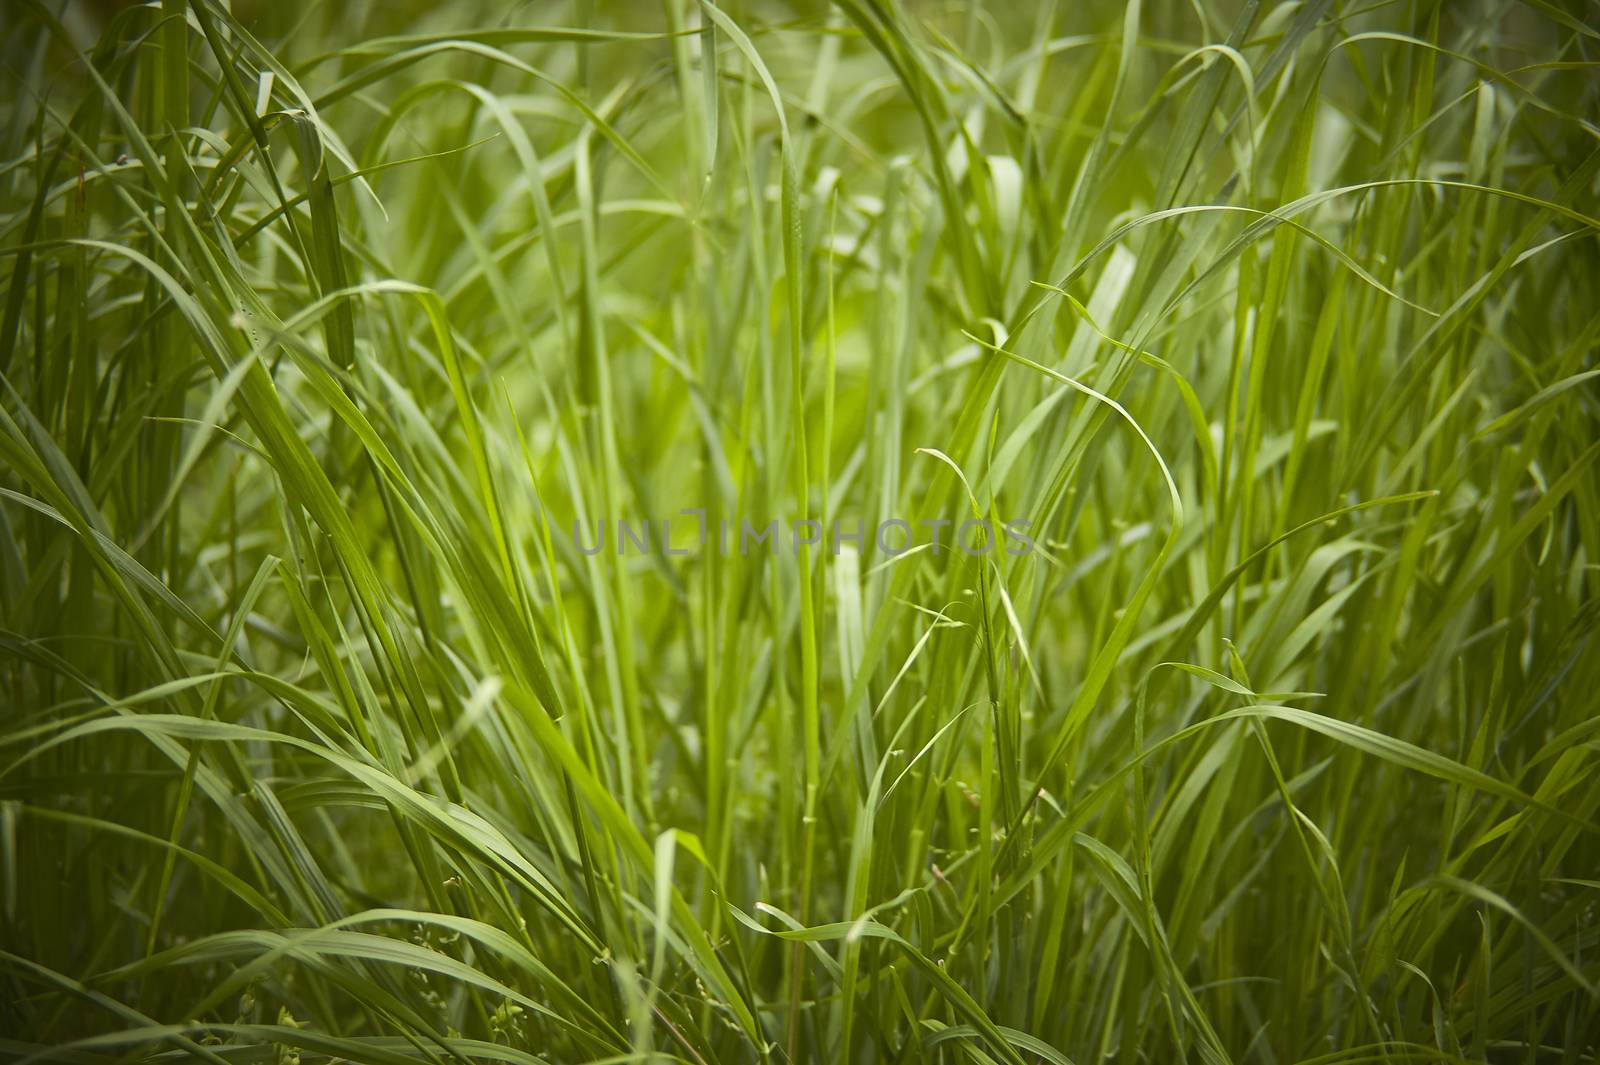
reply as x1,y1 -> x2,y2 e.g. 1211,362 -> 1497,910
2,1 -> 1598,1062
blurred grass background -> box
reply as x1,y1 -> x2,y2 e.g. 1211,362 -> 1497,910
1,0 -> 1598,1061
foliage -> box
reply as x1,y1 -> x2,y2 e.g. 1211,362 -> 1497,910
2,0 -> 1598,1061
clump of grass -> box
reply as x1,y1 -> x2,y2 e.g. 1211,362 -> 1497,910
2,0 -> 1598,1061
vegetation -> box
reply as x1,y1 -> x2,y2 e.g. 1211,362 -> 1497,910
2,0 -> 1598,1061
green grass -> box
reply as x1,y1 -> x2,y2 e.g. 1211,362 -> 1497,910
2,0 -> 1599,1061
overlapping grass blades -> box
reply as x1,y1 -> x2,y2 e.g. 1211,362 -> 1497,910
2,0 -> 1598,1061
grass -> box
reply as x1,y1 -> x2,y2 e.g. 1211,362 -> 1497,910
1,0 -> 1598,1061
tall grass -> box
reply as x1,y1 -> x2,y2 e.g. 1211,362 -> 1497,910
2,0 -> 1598,1061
